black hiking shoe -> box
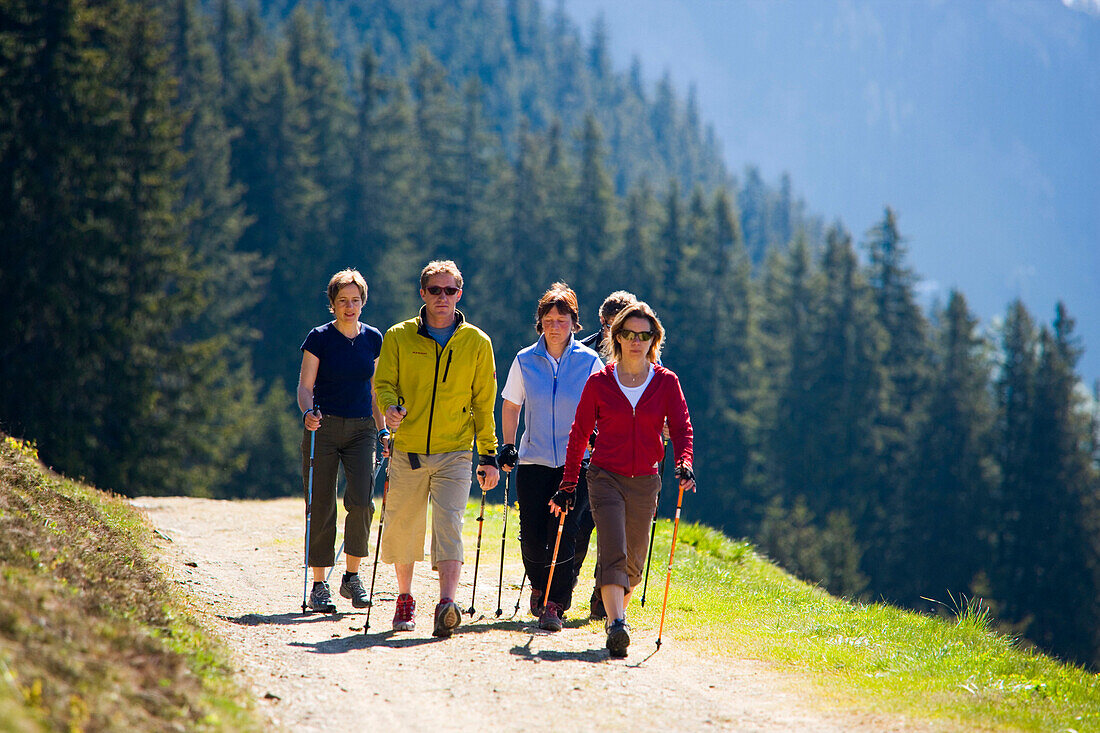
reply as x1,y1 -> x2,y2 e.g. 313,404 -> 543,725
529,588 -> 543,617
606,618 -> 630,658
433,598 -> 462,638
589,589 -> 606,620
339,573 -> 371,608
308,581 -> 337,613
539,601 -> 564,632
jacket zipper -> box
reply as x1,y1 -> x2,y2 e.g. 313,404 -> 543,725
442,351 -> 452,382
426,341 -> 441,454
551,370 -> 559,465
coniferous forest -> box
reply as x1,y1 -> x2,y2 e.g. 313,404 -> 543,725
2,0 -> 1098,668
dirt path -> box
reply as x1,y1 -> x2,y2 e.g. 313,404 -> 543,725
131,496 -> 923,732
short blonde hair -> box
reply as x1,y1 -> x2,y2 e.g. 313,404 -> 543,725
327,269 -> 368,313
420,260 -> 464,290
607,301 -> 664,364
535,282 -> 582,334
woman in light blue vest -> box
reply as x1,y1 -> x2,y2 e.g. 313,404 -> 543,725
498,283 -> 602,632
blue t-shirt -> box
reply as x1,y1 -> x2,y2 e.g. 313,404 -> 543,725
301,322 -> 383,418
426,321 -> 457,347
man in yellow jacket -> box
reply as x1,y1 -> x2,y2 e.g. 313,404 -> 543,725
374,260 -> 499,638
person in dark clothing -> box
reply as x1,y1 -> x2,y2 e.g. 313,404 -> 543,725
498,284 -> 602,632
573,291 -> 637,619
297,269 -> 386,612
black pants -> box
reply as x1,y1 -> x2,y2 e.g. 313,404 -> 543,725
301,416 -> 376,567
516,463 -> 589,611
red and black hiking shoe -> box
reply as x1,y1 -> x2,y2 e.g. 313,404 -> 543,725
392,593 -> 415,631
538,601 -> 564,632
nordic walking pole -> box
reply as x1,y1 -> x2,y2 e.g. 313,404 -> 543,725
467,487 -> 489,616
641,441 -> 668,607
363,439 -> 392,632
542,510 -> 567,612
325,540 -> 345,585
639,488 -> 661,607
656,478 -> 689,651
510,571 -> 527,619
301,424 -> 317,613
495,469 -> 511,616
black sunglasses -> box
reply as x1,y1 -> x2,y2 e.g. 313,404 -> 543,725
619,328 -> 655,342
425,285 -> 460,296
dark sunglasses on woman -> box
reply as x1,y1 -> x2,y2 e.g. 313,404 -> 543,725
619,329 -> 654,342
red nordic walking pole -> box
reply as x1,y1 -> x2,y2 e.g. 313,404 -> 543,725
542,510 -> 567,612
656,481 -> 688,650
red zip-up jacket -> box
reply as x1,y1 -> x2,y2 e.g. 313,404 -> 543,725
562,363 -> 693,484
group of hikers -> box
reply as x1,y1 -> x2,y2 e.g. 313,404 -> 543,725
296,260 -> 694,658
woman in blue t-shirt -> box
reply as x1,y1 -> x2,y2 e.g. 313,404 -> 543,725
296,269 -> 386,612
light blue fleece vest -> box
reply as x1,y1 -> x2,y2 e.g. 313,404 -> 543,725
516,334 -> 601,467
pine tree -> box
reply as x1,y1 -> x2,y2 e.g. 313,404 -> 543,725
902,291 -> 997,606
573,112 -> 616,308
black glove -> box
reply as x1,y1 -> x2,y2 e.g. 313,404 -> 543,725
477,453 -> 498,468
551,481 -> 576,512
497,443 -> 518,469
676,462 -> 695,483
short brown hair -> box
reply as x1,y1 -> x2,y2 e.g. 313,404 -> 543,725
534,282 -> 582,334
327,269 -> 368,312
607,301 -> 664,364
420,260 -> 464,290
598,290 -> 637,325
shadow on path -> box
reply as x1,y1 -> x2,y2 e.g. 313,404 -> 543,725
220,611 -> 360,626
508,634 -> 607,664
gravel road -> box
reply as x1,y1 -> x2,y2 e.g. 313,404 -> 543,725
132,496 -> 925,732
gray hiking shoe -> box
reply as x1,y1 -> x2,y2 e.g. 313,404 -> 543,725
339,573 -> 371,608
606,618 -> 630,658
308,581 -> 337,613
432,598 -> 462,638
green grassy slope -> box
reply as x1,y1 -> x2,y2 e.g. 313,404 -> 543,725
468,498 -> 1100,732
0,436 -> 262,732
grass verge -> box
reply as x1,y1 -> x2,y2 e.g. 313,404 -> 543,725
0,436 -> 263,732
465,495 -> 1099,732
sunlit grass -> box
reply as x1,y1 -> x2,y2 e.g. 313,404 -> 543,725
460,493 -> 1099,731
0,436 -> 263,732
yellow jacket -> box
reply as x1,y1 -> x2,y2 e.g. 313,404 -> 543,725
374,307 -> 498,457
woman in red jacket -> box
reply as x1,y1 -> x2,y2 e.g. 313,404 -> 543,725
551,301 -> 694,658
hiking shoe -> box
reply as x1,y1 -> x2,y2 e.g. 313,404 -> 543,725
339,573 -> 371,608
539,601 -> 564,632
529,588 -> 543,617
606,618 -> 630,658
392,593 -> 416,631
307,581 -> 337,612
589,589 -> 606,620
433,598 -> 462,638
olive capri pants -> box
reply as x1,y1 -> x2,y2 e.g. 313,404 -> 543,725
301,416 -> 377,567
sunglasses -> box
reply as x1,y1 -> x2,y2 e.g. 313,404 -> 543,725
618,328 -> 655,342
425,286 -> 460,296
